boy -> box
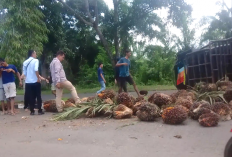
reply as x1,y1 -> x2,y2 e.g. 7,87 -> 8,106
97,62 -> 106,94
116,50 -> 140,97
0,58 -> 22,115
0,70 -> 8,114
114,57 -> 127,93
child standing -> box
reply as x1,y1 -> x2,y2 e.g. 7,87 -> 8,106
0,71 -> 7,114
96,63 -> 106,94
0,58 -> 22,115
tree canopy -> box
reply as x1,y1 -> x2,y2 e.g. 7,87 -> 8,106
0,0 -> 230,87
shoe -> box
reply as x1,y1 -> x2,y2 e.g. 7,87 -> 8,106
38,111 -> 45,115
30,112 -> 35,115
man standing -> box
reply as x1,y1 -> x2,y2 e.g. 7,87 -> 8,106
116,50 -> 140,97
114,57 -> 127,93
21,73 -> 48,111
0,58 -> 22,115
97,63 -> 106,94
50,51 -> 81,112
23,50 -> 44,115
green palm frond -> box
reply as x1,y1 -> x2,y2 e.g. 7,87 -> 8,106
196,91 -> 227,105
52,106 -> 91,121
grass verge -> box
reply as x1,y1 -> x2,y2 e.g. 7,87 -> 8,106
16,84 -> 176,95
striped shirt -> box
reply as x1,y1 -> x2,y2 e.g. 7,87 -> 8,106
50,58 -> 67,85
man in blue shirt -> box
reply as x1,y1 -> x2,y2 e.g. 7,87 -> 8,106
116,50 -> 140,97
0,58 -> 22,115
97,62 -> 106,94
114,57 -> 127,93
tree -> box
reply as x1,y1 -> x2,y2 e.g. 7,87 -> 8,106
57,0 -> 192,67
0,0 -> 48,67
175,14 -> 196,51
200,1 -> 232,44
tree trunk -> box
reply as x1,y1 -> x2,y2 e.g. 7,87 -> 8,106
40,51 -> 48,87
113,0 -> 120,58
94,25 -> 115,67
58,0 -> 115,67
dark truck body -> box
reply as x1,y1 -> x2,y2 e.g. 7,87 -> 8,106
174,38 -> 232,89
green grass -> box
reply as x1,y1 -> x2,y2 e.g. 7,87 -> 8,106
16,84 -> 176,95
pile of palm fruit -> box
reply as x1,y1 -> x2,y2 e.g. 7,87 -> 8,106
47,79 -> 232,127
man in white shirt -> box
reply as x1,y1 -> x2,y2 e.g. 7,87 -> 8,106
23,50 -> 44,115
50,50 -> 81,112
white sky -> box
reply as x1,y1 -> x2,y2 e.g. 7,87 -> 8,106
103,0 -> 232,48
104,0 -> 231,19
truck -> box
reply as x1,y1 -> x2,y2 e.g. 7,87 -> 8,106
174,37 -> 232,89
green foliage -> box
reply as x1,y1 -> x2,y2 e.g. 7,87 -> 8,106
0,0 -> 48,67
200,4 -> 232,44
0,0 -> 194,88
77,46 -> 115,88
131,45 -> 176,85
52,97 -> 115,121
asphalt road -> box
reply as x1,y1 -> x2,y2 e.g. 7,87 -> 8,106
1,90 -> 231,157
0,111 -> 231,157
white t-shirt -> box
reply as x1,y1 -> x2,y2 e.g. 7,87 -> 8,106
23,57 -> 39,83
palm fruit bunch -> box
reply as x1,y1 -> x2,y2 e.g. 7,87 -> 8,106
64,98 -> 76,108
175,90 -> 187,97
198,113 -> 220,127
86,107 -> 101,118
81,97 -> 88,102
211,102 -> 232,121
98,90 -> 116,100
223,88 -> 232,102
130,96 -> 136,105
169,93 -> 177,103
148,93 -> 157,103
161,103 -> 176,112
43,100 -> 65,112
64,102 -> 76,108
229,100 -> 232,107
103,98 -> 114,105
175,98 -> 193,110
117,92 -> 134,108
86,107 -> 110,118
189,101 -> 211,120
136,102 -> 160,121
178,91 -> 196,102
135,96 -> 145,103
65,98 -> 75,104
204,83 -> 217,92
87,96 -> 96,102
113,104 -> 133,119
162,106 -> 188,125
216,80 -> 232,91
229,101 -> 232,117
133,100 -> 147,115
194,82 -> 207,93
148,93 -> 172,108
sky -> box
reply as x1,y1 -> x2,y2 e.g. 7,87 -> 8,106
103,0 -> 231,19
103,0 -> 232,47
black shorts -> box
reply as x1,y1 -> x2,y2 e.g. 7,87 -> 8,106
119,76 -> 134,86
